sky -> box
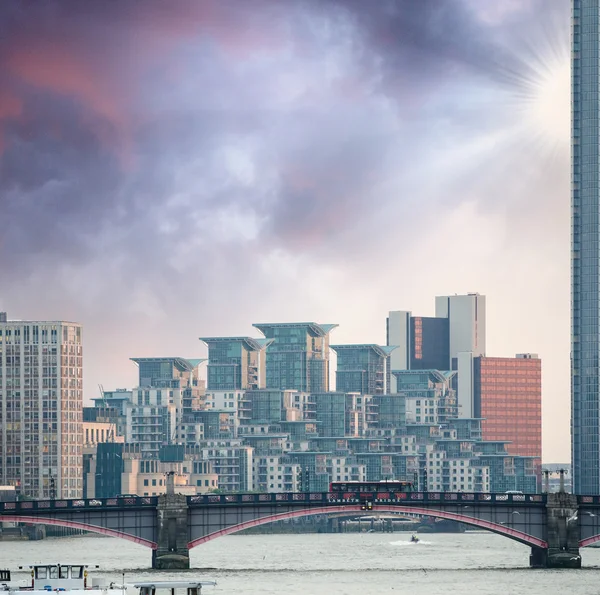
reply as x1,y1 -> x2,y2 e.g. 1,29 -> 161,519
0,0 -> 570,462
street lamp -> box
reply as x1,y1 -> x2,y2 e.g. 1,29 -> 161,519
542,469 -> 550,493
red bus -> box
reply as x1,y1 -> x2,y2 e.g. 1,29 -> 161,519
329,480 -> 413,494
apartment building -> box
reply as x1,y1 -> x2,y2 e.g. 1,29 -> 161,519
0,313 -> 83,499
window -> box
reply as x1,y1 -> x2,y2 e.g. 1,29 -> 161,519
71,567 -> 83,579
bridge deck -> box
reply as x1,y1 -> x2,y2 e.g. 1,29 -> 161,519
0,491 -> 550,514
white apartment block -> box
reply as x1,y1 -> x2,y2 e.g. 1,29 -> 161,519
254,455 -> 301,492
205,390 -> 245,435
0,313 -> 83,499
126,388 -> 178,458
200,440 -> 254,493
327,457 -> 367,483
205,390 -> 245,412
405,395 -> 440,425
425,446 -> 490,493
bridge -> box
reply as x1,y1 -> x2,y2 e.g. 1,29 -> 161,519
1,483 -> 598,570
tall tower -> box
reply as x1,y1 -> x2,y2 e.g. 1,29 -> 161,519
0,313 -> 83,499
435,293 -> 486,368
572,0 -> 600,494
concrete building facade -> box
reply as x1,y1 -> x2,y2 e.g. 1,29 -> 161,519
0,314 -> 83,499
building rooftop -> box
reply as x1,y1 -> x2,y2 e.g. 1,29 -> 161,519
130,357 -> 206,372
199,336 -> 274,351
0,317 -> 81,325
331,344 -> 398,358
253,322 -> 338,337
393,369 -> 456,383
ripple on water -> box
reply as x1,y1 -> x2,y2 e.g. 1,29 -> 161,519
1,532 -> 600,594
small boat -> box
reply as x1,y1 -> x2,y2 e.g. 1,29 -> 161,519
0,566 -> 216,595
410,534 -> 420,544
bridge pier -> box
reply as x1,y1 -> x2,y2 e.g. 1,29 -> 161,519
153,474 -> 190,570
529,546 -> 548,568
532,492 -> 581,569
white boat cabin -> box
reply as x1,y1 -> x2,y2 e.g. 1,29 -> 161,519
25,564 -> 94,590
133,582 -> 217,595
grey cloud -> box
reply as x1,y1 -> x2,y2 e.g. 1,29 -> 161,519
0,0 -> 571,398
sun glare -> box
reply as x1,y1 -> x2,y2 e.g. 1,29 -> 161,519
526,57 -> 570,147
506,13 -> 571,154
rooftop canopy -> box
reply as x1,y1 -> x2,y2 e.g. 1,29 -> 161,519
330,344 -> 398,358
253,322 -> 338,337
392,369 -> 456,383
130,357 -> 206,372
199,336 -> 273,351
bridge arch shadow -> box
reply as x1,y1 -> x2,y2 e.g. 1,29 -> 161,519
188,505 -> 547,549
0,515 -> 157,549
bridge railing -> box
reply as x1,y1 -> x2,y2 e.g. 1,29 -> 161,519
578,496 -> 600,506
1,491 -> 568,513
0,496 -> 158,513
187,491 -> 548,507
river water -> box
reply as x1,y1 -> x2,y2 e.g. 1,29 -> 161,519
2,531 -> 600,594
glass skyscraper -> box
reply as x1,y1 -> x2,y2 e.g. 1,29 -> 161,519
572,0 -> 600,494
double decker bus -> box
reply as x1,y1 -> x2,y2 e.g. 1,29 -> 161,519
329,480 -> 413,494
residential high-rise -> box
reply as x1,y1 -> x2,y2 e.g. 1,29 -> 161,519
393,369 -> 458,424
253,322 -> 337,392
331,344 -> 396,394
572,0 -> 600,494
312,392 -> 376,437
129,357 -> 206,456
0,313 -> 83,499
200,337 -> 272,390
